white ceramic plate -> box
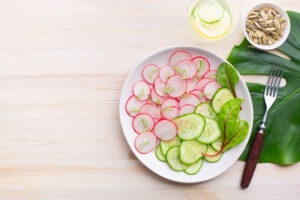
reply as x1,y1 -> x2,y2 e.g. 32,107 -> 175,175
119,46 -> 253,183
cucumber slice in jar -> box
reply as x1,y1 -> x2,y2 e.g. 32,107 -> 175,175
173,113 -> 205,140
204,145 -> 223,162
197,117 -> 221,144
166,146 -> 188,171
194,102 -> 217,119
211,88 -> 234,113
160,136 -> 181,156
198,0 -> 224,24
184,159 -> 204,175
179,140 -> 208,165
155,144 -> 166,162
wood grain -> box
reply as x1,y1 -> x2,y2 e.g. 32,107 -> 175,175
0,0 -> 299,199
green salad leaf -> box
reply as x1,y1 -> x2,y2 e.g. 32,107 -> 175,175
217,63 -> 239,97
227,11 -> 300,165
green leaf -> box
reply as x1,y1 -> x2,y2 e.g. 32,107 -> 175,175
227,11 -> 300,165
217,63 -> 239,97
225,120 -> 249,149
198,60 -> 205,72
141,117 -> 147,128
174,65 -> 186,79
165,86 -> 174,94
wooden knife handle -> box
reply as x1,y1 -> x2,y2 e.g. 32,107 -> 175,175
241,132 -> 264,189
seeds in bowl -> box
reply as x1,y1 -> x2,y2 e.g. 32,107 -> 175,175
245,6 -> 287,45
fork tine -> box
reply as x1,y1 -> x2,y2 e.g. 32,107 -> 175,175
265,67 -> 274,95
274,70 -> 283,97
271,69 -> 281,97
266,68 -> 276,96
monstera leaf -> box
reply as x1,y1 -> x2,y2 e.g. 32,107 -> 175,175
227,11 -> 300,165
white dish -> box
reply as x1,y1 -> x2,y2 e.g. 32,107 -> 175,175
243,3 -> 290,50
119,46 -> 253,183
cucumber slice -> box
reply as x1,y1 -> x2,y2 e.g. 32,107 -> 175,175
155,144 -> 166,162
198,0 -> 224,24
211,137 -> 230,152
211,88 -> 234,113
197,117 -> 221,144
160,136 -> 181,156
204,145 -> 223,163
166,146 -> 188,171
194,102 -> 216,119
184,159 -> 204,175
179,140 -> 207,165
173,113 -> 205,140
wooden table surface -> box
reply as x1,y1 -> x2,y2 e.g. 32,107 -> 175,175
0,0 -> 299,199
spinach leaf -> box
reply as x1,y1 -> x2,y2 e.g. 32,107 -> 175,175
227,11 -> 300,165
217,63 -> 239,97
224,119 -> 249,149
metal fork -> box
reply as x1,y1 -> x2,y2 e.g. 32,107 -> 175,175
241,67 -> 283,189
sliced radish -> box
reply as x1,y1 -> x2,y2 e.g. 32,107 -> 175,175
190,89 -> 207,102
203,81 -> 222,100
142,64 -> 160,84
204,70 -> 218,80
150,88 -> 165,105
192,56 -> 210,79
154,77 -> 167,97
196,78 -> 214,90
140,103 -> 162,119
125,95 -> 147,117
179,104 -> 195,116
166,75 -> 187,98
161,98 -> 179,110
169,50 -> 192,67
159,64 -> 175,83
161,106 -> 179,120
154,120 -> 177,141
179,93 -> 201,108
153,118 -> 160,124
135,132 -> 157,154
133,80 -> 150,101
132,113 -> 155,134
174,60 -> 197,80
186,77 -> 199,93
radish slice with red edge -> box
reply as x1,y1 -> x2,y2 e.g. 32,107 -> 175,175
179,93 -> 201,108
169,50 -> 192,67
135,132 -> 157,154
133,80 -> 150,101
154,77 -> 167,97
154,120 -> 177,141
159,64 -> 175,83
142,64 -> 160,84
161,98 -> 179,110
190,89 -> 207,102
179,104 -> 195,116
204,70 -> 218,80
174,60 -> 197,80
203,81 -> 221,100
192,56 -> 210,79
125,95 -> 147,117
140,103 -> 162,119
166,75 -> 187,98
186,78 -> 199,93
161,106 -> 179,120
150,88 -> 165,105
196,78 -> 214,90
132,113 -> 155,134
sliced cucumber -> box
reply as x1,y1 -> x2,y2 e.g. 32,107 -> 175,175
211,88 -> 234,113
155,144 -> 166,162
197,117 -> 221,144
179,140 -> 207,165
160,136 -> 181,156
211,137 -> 230,152
166,146 -> 188,171
194,102 -> 216,119
173,113 -> 205,140
198,0 -> 224,24
184,159 -> 204,175
204,145 -> 223,162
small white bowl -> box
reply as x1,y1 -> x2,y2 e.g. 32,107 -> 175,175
243,3 -> 290,50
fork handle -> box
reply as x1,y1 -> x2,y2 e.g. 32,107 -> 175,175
241,132 -> 264,189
